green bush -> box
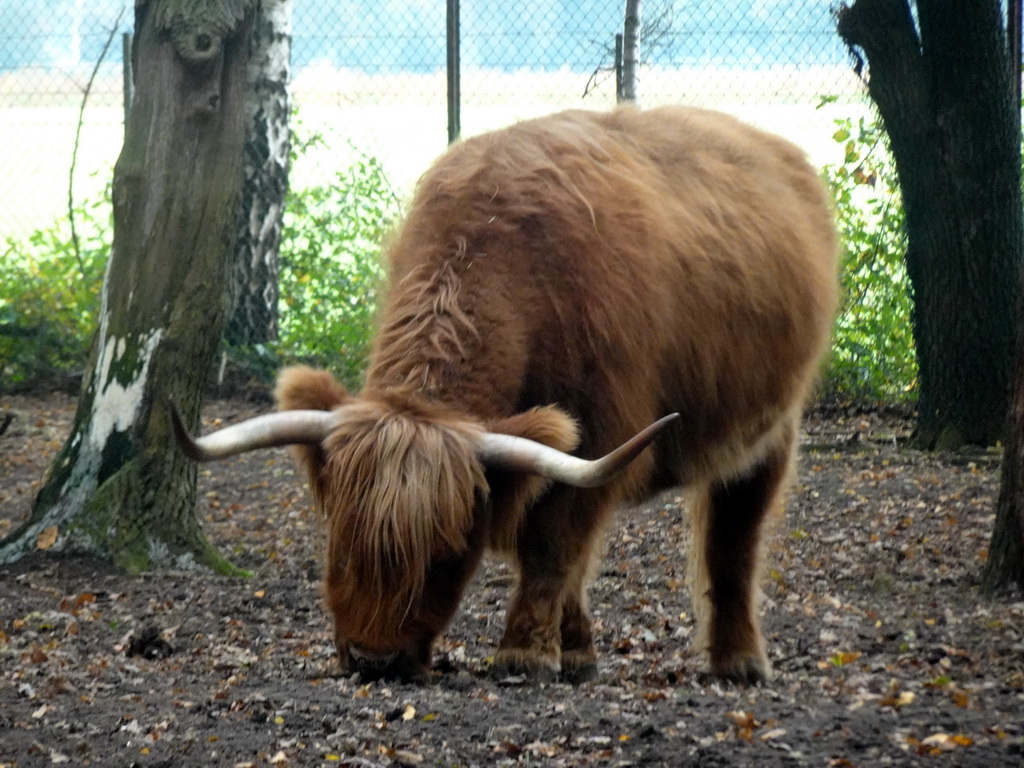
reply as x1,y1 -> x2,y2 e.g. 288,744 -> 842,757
273,135 -> 401,390
819,100 -> 918,403
0,136 -> 400,394
0,189 -> 109,388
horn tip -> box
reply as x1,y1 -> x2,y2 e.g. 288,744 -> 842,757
646,412 -> 680,437
165,396 -> 206,461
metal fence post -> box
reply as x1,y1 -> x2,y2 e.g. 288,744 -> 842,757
614,33 -> 623,102
447,0 -> 460,144
620,0 -> 640,102
122,32 -> 133,130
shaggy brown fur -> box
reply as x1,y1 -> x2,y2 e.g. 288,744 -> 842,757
278,104 -> 837,683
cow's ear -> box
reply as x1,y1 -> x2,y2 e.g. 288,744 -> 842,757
487,405 -> 580,453
484,406 -> 581,550
274,366 -> 351,517
275,365 -> 351,412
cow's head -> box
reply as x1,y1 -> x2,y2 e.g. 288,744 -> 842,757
168,373 -> 676,682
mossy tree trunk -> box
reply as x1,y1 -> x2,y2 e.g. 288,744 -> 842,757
837,0 -> 1022,449
225,0 -> 292,347
0,0 -> 258,573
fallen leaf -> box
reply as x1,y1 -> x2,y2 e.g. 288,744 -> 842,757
921,733 -> 971,752
829,650 -> 862,667
951,689 -> 970,708
36,526 -> 58,550
391,750 -> 423,765
726,710 -> 758,729
880,690 -> 915,709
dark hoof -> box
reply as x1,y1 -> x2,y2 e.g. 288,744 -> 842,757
706,653 -> 772,685
560,661 -> 598,684
559,651 -> 599,684
491,650 -> 560,683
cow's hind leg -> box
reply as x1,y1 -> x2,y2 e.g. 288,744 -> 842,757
690,430 -> 794,683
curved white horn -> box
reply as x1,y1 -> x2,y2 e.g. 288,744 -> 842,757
167,399 -> 339,461
476,413 -> 679,487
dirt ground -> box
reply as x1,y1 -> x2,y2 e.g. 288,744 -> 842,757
1,392 -> 1023,768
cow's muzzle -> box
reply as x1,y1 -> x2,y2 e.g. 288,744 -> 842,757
348,645 -> 399,672
346,645 -> 432,683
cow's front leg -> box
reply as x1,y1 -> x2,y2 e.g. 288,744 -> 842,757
492,485 -> 612,683
492,574 -> 564,681
559,589 -> 597,683
494,566 -> 599,684
558,546 -> 602,683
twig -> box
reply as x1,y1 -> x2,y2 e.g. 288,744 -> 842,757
582,35 -> 617,99
583,59 -> 615,99
68,5 -> 125,279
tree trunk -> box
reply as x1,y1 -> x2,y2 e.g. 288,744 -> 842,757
619,0 -> 641,102
224,0 -> 292,347
0,0 -> 257,573
837,0 -> 1021,449
986,341 -> 1024,594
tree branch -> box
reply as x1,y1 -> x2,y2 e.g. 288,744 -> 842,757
68,5 -> 125,280
836,0 -> 926,112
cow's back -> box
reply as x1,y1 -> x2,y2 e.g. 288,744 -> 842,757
368,106 -> 837,489
595,106 -> 837,483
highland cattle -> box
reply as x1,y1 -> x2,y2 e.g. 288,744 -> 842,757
172,105 -> 837,684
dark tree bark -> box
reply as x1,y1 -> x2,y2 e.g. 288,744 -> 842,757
986,339 -> 1024,594
837,0 -> 1022,449
224,0 -> 292,347
0,0 -> 257,573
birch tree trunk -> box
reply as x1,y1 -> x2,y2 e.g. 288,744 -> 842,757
224,0 -> 292,347
0,0 -> 257,573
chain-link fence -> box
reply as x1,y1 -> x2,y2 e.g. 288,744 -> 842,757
0,1 -> 863,242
